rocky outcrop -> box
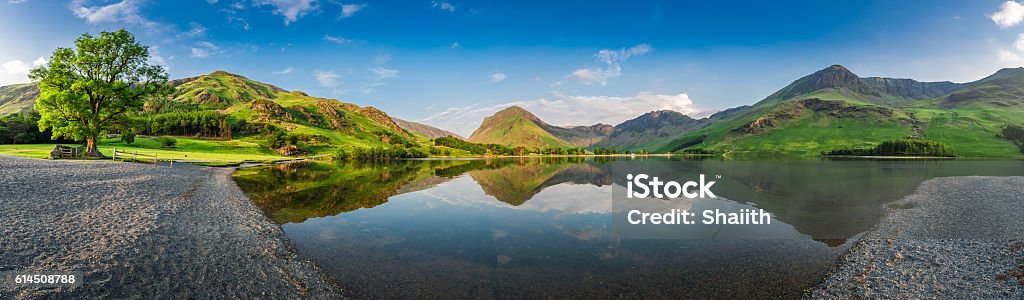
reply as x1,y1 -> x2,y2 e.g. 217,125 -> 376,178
249,99 -> 292,122
861,77 -> 961,100
733,98 -> 898,134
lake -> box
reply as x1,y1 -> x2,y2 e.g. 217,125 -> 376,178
232,157 -> 1024,298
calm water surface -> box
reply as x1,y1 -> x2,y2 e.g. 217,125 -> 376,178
232,157 -> 1024,299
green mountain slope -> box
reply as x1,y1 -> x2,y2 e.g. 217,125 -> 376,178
0,71 -> 418,153
172,71 -> 414,150
0,83 -> 39,116
392,117 -> 462,139
595,110 -> 709,151
656,65 -> 1024,157
468,106 -> 574,149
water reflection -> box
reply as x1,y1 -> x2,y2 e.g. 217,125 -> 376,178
232,157 -> 1024,298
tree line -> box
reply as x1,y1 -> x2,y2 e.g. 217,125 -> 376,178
0,112 -> 73,144
1002,124 -> 1024,153
824,139 -> 952,157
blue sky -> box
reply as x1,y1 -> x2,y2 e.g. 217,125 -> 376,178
1,0 -> 1023,135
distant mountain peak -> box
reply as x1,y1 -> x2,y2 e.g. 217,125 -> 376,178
760,64 -> 877,103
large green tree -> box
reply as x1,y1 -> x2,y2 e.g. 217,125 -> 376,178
30,29 -> 171,157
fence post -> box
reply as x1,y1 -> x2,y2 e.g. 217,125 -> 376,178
112,147 -> 116,161
154,153 -> 158,165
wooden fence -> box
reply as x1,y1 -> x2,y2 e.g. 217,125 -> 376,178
112,147 -> 174,167
50,145 -> 83,159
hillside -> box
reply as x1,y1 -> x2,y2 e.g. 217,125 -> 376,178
655,65 -> 1024,157
468,106 -> 574,149
0,83 -> 39,116
0,71 -> 419,156
392,118 -> 463,139
595,110 -> 708,151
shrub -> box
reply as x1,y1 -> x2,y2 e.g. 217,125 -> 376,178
120,132 -> 136,145
332,148 -> 348,160
155,136 -> 177,148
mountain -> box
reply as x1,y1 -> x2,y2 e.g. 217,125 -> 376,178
468,106 -> 572,149
655,65 -> 1024,157
0,70 -> 415,151
937,67 -> 1024,108
0,83 -> 39,116
595,110 -> 709,151
392,118 -> 463,139
172,71 -> 412,147
541,123 -> 613,147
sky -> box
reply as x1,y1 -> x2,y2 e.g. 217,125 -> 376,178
2,0 -> 1024,136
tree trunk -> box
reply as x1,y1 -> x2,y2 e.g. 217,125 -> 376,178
85,136 -> 103,157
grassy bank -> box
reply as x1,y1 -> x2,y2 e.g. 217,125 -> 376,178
0,137 -> 288,163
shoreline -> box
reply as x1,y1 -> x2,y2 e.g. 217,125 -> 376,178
808,176 -> 1024,298
0,156 -> 341,299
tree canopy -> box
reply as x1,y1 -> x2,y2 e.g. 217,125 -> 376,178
30,29 -> 171,156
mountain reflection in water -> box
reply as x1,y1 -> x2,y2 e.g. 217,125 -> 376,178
232,157 -> 1023,298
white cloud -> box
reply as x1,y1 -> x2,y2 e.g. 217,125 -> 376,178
340,3 -> 366,18
431,1 -> 454,12
1014,33 -> 1024,52
360,67 -> 399,94
421,91 -> 700,136
186,22 -> 207,37
31,57 -> 47,67
451,41 -> 460,48
190,41 -> 221,58
359,82 -> 385,94
314,70 -> 340,88
147,46 -> 168,66
1,56 -> 47,85
567,44 -> 652,86
999,49 -> 1022,62
2,61 -> 31,77
369,67 -> 399,78
9,0 -> 28,4
273,67 -> 294,74
490,72 -> 506,83
254,0 -> 318,25
323,35 -> 351,44
69,0 -> 157,27
992,1 -> 1024,28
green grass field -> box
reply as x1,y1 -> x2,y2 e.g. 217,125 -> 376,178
0,136 -> 289,163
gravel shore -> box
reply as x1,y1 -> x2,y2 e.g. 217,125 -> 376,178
0,156 -> 341,299
809,176 -> 1024,298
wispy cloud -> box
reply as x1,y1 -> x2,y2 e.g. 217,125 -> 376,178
360,67 -> 400,94
323,34 -> 351,44
431,1 -> 454,12
69,0 -> 158,28
992,1 -> 1024,28
314,70 -> 341,87
421,91 -> 700,136
340,3 -> 366,18
369,67 -> 399,79
253,0 -> 319,25
185,21 -> 208,37
450,41 -> 461,48
190,41 -> 221,58
273,67 -> 295,74
567,44 -> 651,86
490,72 -> 506,83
